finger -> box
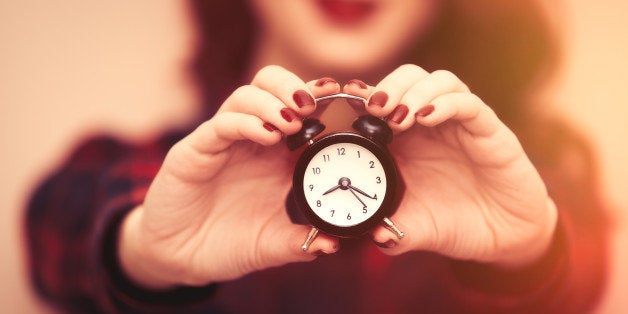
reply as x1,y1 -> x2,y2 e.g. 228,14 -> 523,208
367,64 -> 430,117
417,92 -> 525,165
388,70 -> 470,132
251,65 -> 317,116
307,77 -> 342,98
369,209 -> 436,256
304,77 -> 342,108
342,79 -> 375,110
184,112 -> 283,155
261,216 -> 340,266
416,92 -> 502,137
221,85 -> 303,135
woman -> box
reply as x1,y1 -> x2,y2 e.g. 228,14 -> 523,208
26,0 -> 608,313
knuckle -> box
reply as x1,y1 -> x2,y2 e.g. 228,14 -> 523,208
233,84 -> 255,96
431,69 -> 459,81
252,65 -> 286,83
397,63 -> 425,74
259,64 -> 285,76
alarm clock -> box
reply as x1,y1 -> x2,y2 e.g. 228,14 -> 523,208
287,93 -> 404,251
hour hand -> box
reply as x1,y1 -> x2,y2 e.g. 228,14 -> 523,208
322,184 -> 341,196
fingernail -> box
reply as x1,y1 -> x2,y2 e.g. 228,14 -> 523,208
417,105 -> 435,117
373,239 -> 397,249
293,90 -> 315,108
388,104 -> 409,124
347,79 -> 367,89
315,77 -> 337,87
263,122 -> 278,132
280,108 -> 299,122
368,91 -> 388,108
312,250 -> 328,256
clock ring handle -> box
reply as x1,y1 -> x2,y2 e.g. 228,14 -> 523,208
314,93 -> 367,104
286,93 -> 393,150
315,93 -> 393,145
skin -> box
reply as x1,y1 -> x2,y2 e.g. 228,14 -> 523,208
119,0 -> 557,289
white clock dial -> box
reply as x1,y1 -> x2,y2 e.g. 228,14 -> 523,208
302,142 -> 387,227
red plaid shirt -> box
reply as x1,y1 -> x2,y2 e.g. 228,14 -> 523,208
25,128 -> 607,313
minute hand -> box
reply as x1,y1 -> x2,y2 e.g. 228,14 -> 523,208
347,185 -> 377,199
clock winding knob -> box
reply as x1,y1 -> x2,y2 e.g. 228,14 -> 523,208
352,115 -> 393,145
286,118 -> 326,151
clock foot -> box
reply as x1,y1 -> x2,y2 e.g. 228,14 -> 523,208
382,217 -> 405,239
301,227 -> 320,251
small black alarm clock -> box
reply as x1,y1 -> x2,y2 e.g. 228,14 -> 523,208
287,93 -> 404,251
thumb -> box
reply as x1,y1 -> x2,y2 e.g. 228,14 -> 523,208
260,217 -> 340,266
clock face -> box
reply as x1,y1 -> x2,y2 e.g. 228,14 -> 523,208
293,133 -> 397,237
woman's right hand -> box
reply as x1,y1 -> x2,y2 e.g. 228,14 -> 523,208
118,66 -> 340,290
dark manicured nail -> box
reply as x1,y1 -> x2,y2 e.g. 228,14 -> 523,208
373,239 -> 397,249
280,108 -> 298,122
263,122 -> 278,132
315,77 -> 337,87
347,79 -> 367,89
388,104 -> 409,124
312,250 -> 328,256
293,90 -> 315,108
368,91 -> 388,108
417,105 -> 435,117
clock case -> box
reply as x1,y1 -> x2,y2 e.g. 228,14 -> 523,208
287,94 -> 399,238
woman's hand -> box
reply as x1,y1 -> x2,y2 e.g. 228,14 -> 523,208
118,66 -> 341,290
343,64 -> 557,269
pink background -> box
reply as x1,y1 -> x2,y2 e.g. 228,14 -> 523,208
1,1 -> 626,312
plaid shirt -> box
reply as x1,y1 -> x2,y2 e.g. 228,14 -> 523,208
25,129 -> 607,313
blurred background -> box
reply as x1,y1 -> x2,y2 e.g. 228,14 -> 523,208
0,1 -> 626,312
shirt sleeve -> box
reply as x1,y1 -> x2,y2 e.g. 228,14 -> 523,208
25,134 -> 218,313
446,159 -> 609,312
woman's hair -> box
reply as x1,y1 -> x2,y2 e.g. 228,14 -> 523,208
187,0 -> 258,118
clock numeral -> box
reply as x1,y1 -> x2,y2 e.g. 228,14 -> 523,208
357,150 -> 361,158
346,213 -> 352,220
369,161 -> 375,169
376,176 -> 381,184
312,167 -> 321,175
330,210 -> 335,217
362,207 -> 368,214
316,200 -> 321,207
309,184 -> 314,191
337,147 -> 346,156
322,154 -> 330,162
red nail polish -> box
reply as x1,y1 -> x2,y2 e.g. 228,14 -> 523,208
312,250 -> 329,256
417,105 -> 435,117
368,91 -> 388,108
373,239 -> 397,249
388,104 -> 409,124
263,122 -> 278,132
293,90 -> 314,108
315,77 -> 337,87
347,79 -> 367,89
280,108 -> 298,122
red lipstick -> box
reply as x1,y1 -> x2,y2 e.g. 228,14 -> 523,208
315,0 -> 376,25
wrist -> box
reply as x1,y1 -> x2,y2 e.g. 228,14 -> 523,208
118,205 -> 180,290
492,197 -> 559,270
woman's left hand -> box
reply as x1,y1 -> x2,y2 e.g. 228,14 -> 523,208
343,64 -> 557,268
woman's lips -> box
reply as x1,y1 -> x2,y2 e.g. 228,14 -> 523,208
315,0 -> 377,25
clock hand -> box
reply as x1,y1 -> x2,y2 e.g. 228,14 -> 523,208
347,184 -> 377,200
322,177 -> 351,196
322,184 -> 342,196
348,188 -> 368,209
